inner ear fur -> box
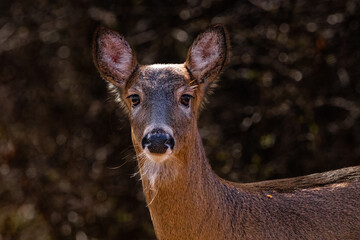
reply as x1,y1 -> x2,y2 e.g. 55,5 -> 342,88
185,24 -> 230,88
92,27 -> 138,88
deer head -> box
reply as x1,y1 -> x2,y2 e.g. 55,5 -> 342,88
93,25 -> 229,187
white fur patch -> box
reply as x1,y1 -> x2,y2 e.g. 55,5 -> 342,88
144,149 -> 171,163
137,151 -> 181,190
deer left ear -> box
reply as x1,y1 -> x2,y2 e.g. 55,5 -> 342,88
185,24 -> 229,91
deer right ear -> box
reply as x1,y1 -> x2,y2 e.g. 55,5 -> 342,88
93,27 -> 138,88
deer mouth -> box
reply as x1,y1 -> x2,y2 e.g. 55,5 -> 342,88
143,148 -> 172,163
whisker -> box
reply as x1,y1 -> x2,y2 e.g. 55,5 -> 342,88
190,84 -> 199,90
131,169 -> 140,178
107,159 -> 129,170
146,188 -> 158,207
189,79 -> 198,86
169,155 -> 183,167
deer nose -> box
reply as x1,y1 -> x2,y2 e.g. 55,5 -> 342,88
141,129 -> 175,154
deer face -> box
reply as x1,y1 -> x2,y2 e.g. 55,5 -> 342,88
93,25 -> 229,168
124,64 -> 197,163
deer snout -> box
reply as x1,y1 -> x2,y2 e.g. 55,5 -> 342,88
141,129 -> 175,154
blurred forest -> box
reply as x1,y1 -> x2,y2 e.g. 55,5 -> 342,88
0,0 -> 360,239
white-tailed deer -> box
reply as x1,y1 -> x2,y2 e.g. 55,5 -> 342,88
93,25 -> 360,239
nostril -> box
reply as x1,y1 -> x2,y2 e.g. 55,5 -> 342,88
141,135 -> 151,149
165,136 -> 175,150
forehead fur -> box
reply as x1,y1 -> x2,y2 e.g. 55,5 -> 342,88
130,64 -> 191,90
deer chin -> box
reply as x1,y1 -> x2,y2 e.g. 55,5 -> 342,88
139,149 -> 179,189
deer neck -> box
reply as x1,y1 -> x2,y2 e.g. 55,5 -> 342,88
138,130 -> 236,239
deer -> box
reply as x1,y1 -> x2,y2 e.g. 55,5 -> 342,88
93,24 -> 360,239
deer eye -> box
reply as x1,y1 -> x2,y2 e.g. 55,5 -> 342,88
180,94 -> 193,107
127,94 -> 140,107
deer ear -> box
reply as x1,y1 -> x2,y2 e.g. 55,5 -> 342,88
185,25 -> 229,89
93,27 -> 138,88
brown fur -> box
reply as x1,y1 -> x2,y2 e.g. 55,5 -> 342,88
93,25 -> 360,240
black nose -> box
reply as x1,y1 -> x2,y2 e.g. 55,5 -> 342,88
141,129 -> 175,154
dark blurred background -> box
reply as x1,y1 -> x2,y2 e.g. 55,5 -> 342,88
0,0 -> 359,239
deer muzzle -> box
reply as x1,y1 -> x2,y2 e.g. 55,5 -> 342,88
141,128 -> 175,154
